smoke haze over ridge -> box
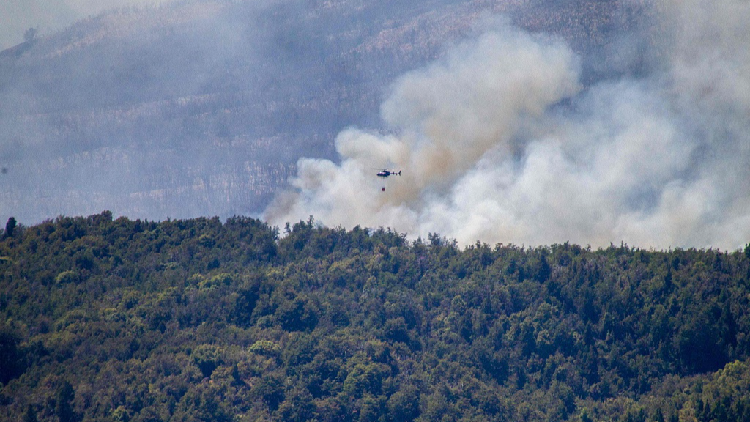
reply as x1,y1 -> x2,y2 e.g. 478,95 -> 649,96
265,0 -> 750,250
2,0 -> 748,250
0,0 -> 179,50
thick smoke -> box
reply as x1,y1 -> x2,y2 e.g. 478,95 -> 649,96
266,1 -> 750,250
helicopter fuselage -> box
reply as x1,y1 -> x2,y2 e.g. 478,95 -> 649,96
377,169 -> 401,178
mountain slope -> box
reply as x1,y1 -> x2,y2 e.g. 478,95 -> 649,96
0,0 -> 646,225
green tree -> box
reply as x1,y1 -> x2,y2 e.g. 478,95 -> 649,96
4,217 -> 16,238
0,327 -> 23,384
653,407 -> 665,422
387,385 -> 420,422
253,375 -> 285,412
55,381 -> 78,422
23,405 -> 38,422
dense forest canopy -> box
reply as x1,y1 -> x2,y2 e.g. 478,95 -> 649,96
1,212 -> 749,421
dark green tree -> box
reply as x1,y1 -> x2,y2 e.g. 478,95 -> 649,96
23,405 -> 38,422
55,381 -> 77,422
653,407 -> 665,422
387,385 -> 420,422
24,28 -> 37,42
0,327 -> 23,384
4,217 -> 16,238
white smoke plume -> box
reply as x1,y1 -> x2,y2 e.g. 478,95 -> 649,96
265,1 -> 750,250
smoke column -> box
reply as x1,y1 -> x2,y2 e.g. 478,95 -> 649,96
265,1 -> 750,250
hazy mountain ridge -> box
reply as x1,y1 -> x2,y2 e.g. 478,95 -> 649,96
0,0 -> 641,225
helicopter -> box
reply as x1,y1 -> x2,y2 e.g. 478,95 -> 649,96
376,169 -> 401,191
376,169 -> 401,178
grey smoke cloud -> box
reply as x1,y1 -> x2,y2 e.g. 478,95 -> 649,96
265,1 -> 750,250
266,26 -> 581,231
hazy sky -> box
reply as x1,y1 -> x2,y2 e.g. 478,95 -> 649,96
0,0 -> 175,50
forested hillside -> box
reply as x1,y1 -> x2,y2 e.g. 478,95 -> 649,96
1,213 -> 749,421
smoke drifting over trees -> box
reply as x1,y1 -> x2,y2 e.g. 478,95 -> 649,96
267,0 -> 750,250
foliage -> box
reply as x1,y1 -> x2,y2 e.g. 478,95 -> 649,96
1,212 -> 749,421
